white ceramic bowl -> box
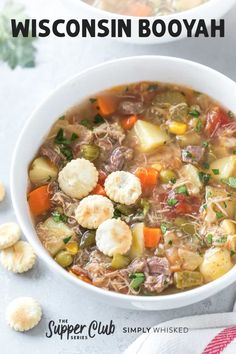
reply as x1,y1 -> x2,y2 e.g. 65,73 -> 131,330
11,56 -> 236,310
67,0 -> 236,44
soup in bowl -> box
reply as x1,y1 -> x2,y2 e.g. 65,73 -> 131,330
67,0 -> 236,44
11,56 -> 236,310
82,0 -> 208,17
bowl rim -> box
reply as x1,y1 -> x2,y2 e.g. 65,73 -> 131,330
70,0 -> 233,21
10,55 -> 236,306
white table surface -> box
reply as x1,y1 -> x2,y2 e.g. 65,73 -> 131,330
1,1 -> 236,353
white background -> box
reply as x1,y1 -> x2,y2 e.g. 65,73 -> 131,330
0,1 -> 236,353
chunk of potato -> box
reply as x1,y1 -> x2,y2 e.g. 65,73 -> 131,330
226,235 -> 236,252
36,217 -> 75,256
205,186 -> 236,221
200,248 -> 233,282
174,271 -> 203,289
176,132 -> 201,148
178,248 -> 203,271
179,164 -> 202,195
133,120 -> 170,153
129,223 -> 144,259
220,219 -> 236,235
210,156 -> 236,181
29,157 -> 58,185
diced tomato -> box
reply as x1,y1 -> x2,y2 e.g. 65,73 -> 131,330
175,201 -> 192,214
205,107 -> 230,137
166,194 -> 201,217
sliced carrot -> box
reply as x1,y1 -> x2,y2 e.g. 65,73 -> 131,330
144,227 -> 162,248
70,268 -> 93,284
97,96 -> 117,116
79,275 -> 93,284
98,170 -> 107,186
135,167 -> 159,189
28,185 -> 51,216
90,183 -> 107,196
127,2 -> 153,17
120,115 -> 138,130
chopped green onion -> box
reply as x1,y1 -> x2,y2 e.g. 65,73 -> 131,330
167,198 -> 178,207
94,114 -> 105,124
161,223 -> 168,235
199,172 -> 211,185
52,211 -> 68,223
206,234 -> 213,244
203,162 -> 210,170
230,250 -> 236,256
63,236 -> 72,244
194,119 -> 203,133
215,211 -> 224,219
202,141 -> 209,148
71,132 -> 78,142
212,169 -> 220,175
129,273 -> 145,290
80,119 -> 93,129
89,98 -> 97,103
54,129 -> 78,145
189,110 -> 200,118
60,146 -> 73,161
175,185 -> 188,196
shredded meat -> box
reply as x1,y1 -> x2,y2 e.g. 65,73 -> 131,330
127,256 -> 172,293
50,191 -> 78,217
93,122 -> 126,161
73,249 -> 132,294
182,145 -> 205,164
105,146 -> 134,173
118,100 -> 144,115
144,274 -> 171,293
147,257 -> 171,275
145,144 -> 182,170
73,250 -> 172,295
72,126 -> 94,155
40,143 -> 63,166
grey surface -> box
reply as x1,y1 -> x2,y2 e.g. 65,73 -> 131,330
0,1 -> 236,353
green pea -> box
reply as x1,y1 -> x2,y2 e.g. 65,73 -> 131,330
111,254 -> 130,269
160,169 -> 176,184
55,250 -> 73,268
80,230 -> 96,249
81,144 -> 100,161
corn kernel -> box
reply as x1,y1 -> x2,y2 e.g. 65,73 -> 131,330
151,163 -> 162,171
66,242 -> 79,255
169,121 -> 187,135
